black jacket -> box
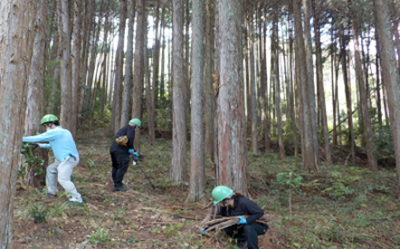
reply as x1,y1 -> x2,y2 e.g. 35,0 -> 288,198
219,196 -> 264,224
110,125 -> 136,153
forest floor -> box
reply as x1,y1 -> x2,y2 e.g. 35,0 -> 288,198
12,125 -> 400,249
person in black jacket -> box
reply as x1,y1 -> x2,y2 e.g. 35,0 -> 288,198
211,185 -> 268,249
109,118 -> 141,191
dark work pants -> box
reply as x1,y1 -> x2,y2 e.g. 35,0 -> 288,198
110,151 -> 130,188
224,223 -> 269,249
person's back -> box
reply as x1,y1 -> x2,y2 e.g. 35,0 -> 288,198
110,125 -> 135,153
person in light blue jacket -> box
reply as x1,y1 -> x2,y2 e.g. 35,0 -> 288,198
23,114 -> 83,204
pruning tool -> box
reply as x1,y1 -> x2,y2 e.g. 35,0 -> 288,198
132,155 -> 155,189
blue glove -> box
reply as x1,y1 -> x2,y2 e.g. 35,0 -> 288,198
201,228 -> 206,234
128,149 -> 135,154
237,216 -> 247,225
133,152 -> 139,158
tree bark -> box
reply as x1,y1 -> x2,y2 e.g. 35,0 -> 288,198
204,0 -> 215,161
170,0 -> 187,182
111,0 -> 127,133
294,0 -> 316,171
248,13 -> 258,155
313,0 -> 332,164
0,0 -> 37,246
58,0 -> 73,132
373,0 -> 400,199
216,0 -> 248,194
24,0 -> 48,187
187,0 -> 205,203
349,0 -> 378,171
72,0 -> 82,137
144,25 -> 155,146
302,0 -> 319,166
132,0 -> 146,152
340,26 -> 356,165
121,0 -> 136,126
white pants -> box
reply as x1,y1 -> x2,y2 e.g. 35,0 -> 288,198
46,156 -> 82,202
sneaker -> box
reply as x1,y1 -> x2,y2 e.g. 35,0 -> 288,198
237,241 -> 247,249
47,193 -> 57,198
69,200 -> 84,206
112,186 -> 130,192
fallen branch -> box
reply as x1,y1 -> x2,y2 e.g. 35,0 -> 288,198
201,215 -> 271,237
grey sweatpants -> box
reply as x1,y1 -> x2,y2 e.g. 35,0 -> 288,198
46,156 -> 82,202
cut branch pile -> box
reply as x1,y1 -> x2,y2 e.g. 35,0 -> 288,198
200,215 -> 270,237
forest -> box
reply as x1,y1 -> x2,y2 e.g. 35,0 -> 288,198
1,0 -> 400,248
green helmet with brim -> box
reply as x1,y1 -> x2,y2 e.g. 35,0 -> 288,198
40,114 -> 58,126
129,118 -> 141,127
212,185 -> 234,205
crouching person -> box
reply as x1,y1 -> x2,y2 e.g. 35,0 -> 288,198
22,114 -> 83,205
211,186 -> 268,249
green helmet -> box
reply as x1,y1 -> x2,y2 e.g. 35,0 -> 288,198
212,185 -> 234,205
129,118 -> 141,127
40,114 -> 58,126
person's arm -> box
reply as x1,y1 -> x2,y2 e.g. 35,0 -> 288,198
23,130 -> 58,143
38,143 -> 51,149
240,198 -> 264,224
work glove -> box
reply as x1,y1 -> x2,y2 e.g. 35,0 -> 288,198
201,228 -> 206,235
128,149 -> 135,154
133,152 -> 140,158
237,216 -> 247,225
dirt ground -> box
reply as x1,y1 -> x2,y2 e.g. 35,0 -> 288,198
11,126 -> 399,249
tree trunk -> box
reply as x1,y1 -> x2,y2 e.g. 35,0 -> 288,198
132,0 -> 146,152
273,16 -> 285,160
248,13 -> 258,155
0,0 -> 37,246
170,0 -> 187,182
288,4 -> 297,156
302,0 -> 319,166
25,0 -> 48,187
313,0 -> 332,164
204,0 -> 215,161
111,0 -> 127,133
72,0 -> 82,137
145,26 -> 155,146
152,0 -> 161,111
100,13 -> 111,114
85,0 -> 104,110
373,0 -> 400,199
216,0 -> 248,194
187,0 -> 205,202
58,0 -> 74,132
294,0 -> 316,171
121,0 -> 136,126
340,26 -> 356,165
349,0 -> 378,171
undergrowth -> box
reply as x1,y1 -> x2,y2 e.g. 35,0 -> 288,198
12,124 -> 400,249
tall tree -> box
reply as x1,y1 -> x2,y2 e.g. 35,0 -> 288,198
121,0 -> 136,126
248,10 -> 258,155
111,0 -> 127,133
170,0 -> 187,183
294,0 -> 316,171
58,0 -> 74,132
24,0 -> 48,187
216,0 -> 248,194
313,0 -> 332,164
373,0 -> 400,199
204,0 -> 215,161
0,0 -> 37,246
187,0 -> 205,203
349,0 -> 377,171
144,21 -> 155,146
132,0 -> 146,152
72,0 -> 82,137
340,26 -> 356,165
302,0 -> 320,165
